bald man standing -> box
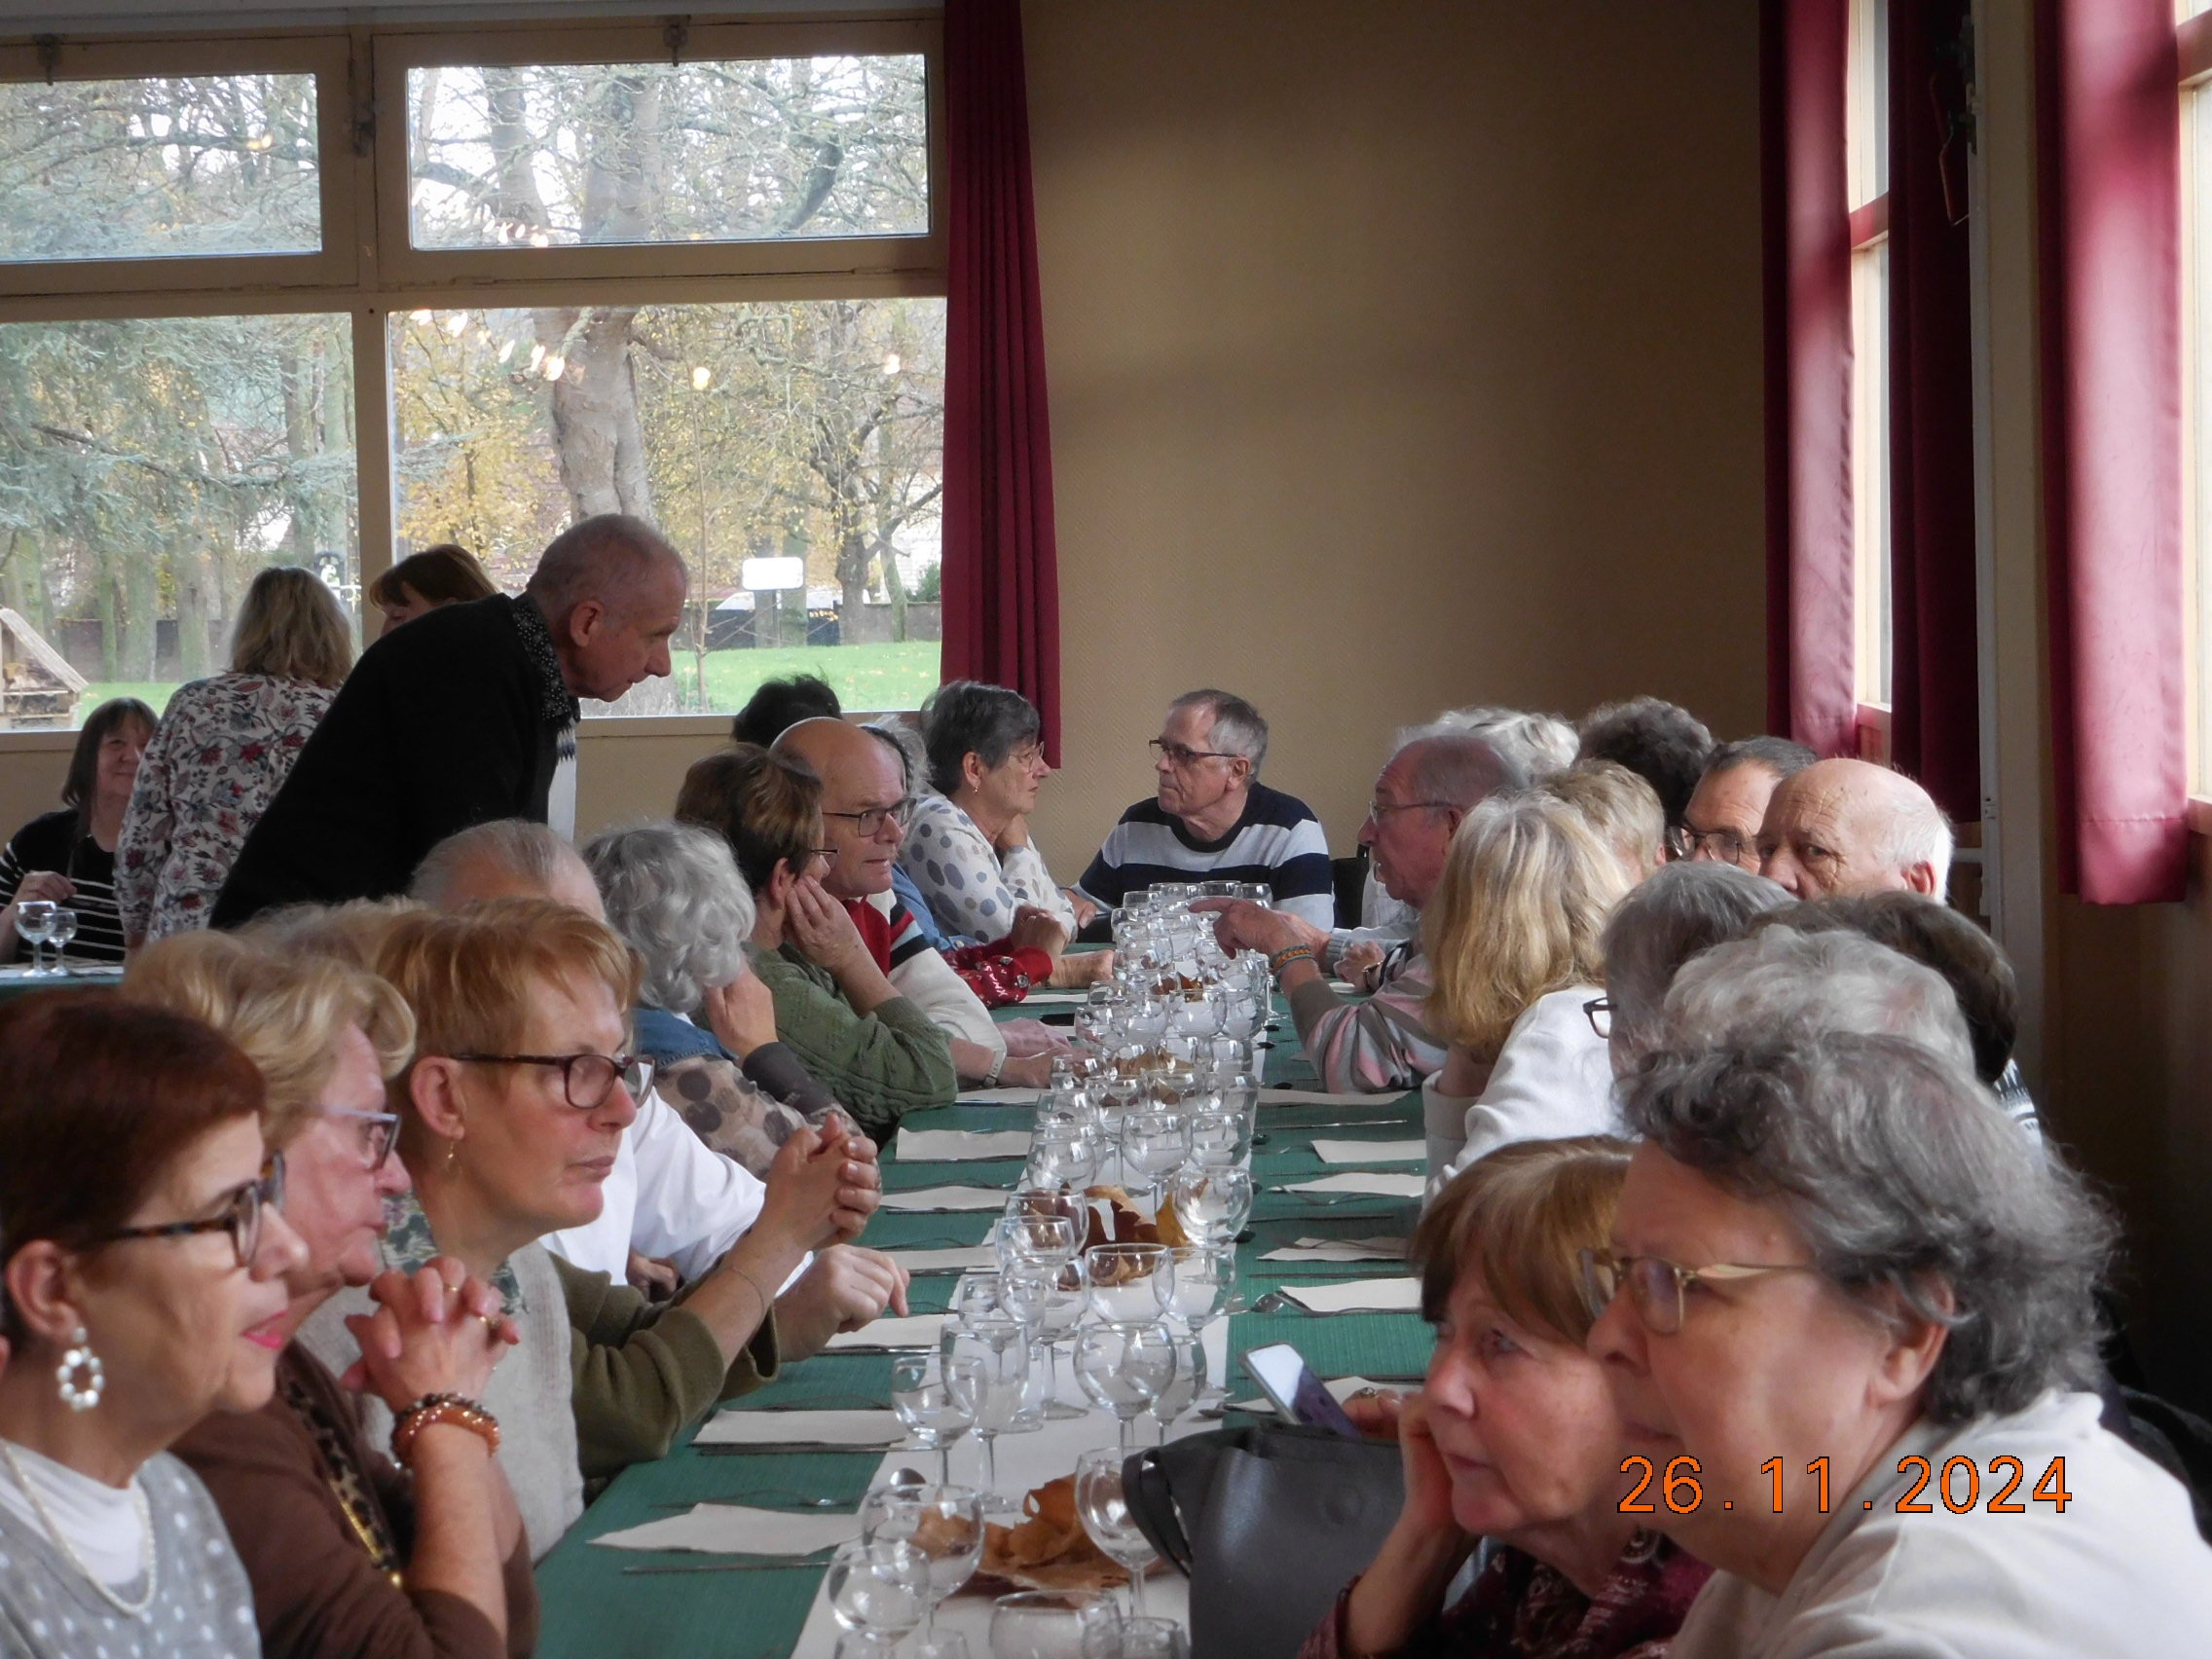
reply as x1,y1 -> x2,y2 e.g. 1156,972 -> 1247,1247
1755,757 -> 1954,900
213,514 -> 685,924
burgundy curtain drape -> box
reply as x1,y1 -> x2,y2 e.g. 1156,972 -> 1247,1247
940,0 -> 1064,759
2036,0 -> 2188,903
1886,0 -> 1981,821
1762,0 -> 1858,756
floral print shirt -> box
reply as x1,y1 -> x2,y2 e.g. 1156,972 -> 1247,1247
116,671 -> 336,941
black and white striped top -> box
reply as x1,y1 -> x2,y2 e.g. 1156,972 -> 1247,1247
0,808 -> 127,963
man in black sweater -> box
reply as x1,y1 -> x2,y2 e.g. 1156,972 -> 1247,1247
211,513 -> 685,925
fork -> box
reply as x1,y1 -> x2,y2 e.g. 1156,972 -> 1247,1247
1251,1290 -> 1404,1315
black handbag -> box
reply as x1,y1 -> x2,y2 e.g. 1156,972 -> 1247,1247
1123,1425 -> 1405,1659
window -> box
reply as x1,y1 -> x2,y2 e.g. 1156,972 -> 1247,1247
1847,0 -> 1894,728
0,20 -> 943,731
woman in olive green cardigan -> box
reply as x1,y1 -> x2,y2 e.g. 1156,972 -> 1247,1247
679,744 -> 957,1138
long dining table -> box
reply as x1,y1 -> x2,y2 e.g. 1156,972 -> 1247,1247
532,984 -> 1438,1657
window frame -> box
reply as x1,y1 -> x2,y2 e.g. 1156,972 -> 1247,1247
2178,7 -> 2212,830
0,18 -> 948,750
1845,0 -> 1893,749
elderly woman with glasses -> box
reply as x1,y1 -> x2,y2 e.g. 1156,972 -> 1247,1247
297,899 -> 859,1559
129,932 -> 537,1659
0,993 -> 306,1657
1304,1137 -> 1711,1659
1586,1033 -> 2212,1655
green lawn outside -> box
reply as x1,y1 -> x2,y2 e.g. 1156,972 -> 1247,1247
78,641 -> 942,729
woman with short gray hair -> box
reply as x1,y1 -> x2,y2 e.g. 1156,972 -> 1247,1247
1585,1032 -> 2212,1655
582,822 -> 836,1162
901,680 -> 1082,942
1598,860 -> 1787,1075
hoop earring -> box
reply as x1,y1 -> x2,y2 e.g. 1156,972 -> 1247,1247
56,1327 -> 103,1413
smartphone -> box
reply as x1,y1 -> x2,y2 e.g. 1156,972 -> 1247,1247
1241,1342 -> 1363,1439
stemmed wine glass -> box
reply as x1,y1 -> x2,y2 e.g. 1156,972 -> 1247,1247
14,899 -> 55,976
989,1590 -> 1122,1659
1120,1108 -> 1189,1214
892,1353 -> 980,1484
1165,1165 -> 1254,1322
1073,1447 -> 1163,1619
1084,1244 -> 1172,1327
1073,1320 -> 1176,1454
45,907 -> 76,972
1145,1329 -> 1204,1443
943,1312 -> 1030,1516
826,1537 -> 933,1656
860,1481 -> 985,1642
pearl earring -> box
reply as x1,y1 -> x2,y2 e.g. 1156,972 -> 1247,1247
56,1326 -> 103,1413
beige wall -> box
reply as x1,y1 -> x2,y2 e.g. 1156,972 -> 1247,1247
1017,0 -> 1768,862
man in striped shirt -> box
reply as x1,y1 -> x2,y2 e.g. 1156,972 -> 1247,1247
1074,689 -> 1335,931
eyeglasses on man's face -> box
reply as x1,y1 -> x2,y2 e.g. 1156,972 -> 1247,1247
96,1153 -> 287,1271
1366,798 -> 1451,825
1578,1246 -> 1821,1336
1667,825 -> 1759,867
452,1051 -> 652,1110
1583,996 -> 1613,1040
319,1105 -> 400,1173
1148,738 -> 1239,770
822,804 -> 907,838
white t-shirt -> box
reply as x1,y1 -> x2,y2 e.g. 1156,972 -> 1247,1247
1670,1390 -> 2212,1658
1423,983 -> 1616,1192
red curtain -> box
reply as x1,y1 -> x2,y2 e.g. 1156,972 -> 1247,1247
940,0 -> 1064,759
1762,0 -> 1859,756
2036,0 -> 2188,903
1886,0 -> 1982,821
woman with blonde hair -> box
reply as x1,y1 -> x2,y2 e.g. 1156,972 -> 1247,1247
1422,793 -> 1631,1190
1303,1137 -> 1710,1658
128,931 -> 537,1659
119,566 -> 354,942
1543,759 -> 1668,885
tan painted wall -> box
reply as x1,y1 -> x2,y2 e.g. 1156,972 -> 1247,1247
1016,0 -> 1768,865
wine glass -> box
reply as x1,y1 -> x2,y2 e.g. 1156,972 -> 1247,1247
861,1482 -> 985,1641
45,907 -> 77,972
14,899 -> 55,976
999,1205 -> 1084,1272
1084,1243 -> 1172,1327
1156,1245 -> 1231,1333
1185,1110 -> 1250,1170
1146,1330 -> 1204,1443
990,1590 -> 1122,1659
1073,1447 -> 1161,1618
943,1313 -> 1030,1515
892,1353 -> 978,1484
950,1272 -> 1007,1331
1119,1109 -> 1189,1214
826,1536 -> 933,1656
1073,1320 -> 1176,1454
1026,1118 -> 1099,1192
1026,1254 -> 1090,1419
1088,1618 -> 1191,1658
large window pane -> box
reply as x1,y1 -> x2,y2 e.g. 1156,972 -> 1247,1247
388,297 -> 944,714
0,76 -> 320,262
407,56 -> 929,250
0,314 -> 357,728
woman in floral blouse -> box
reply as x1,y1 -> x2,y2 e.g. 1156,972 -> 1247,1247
117,566 -> 352,942
1301,1137 -> 1711,1659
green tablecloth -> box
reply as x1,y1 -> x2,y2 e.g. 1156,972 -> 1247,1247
532,996 -> 1434,1657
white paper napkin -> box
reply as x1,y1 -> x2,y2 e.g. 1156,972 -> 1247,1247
1260,1235 -> 1408,1263
958,1086 -> 1046,1106
1310,1138 -> 1426,1165
880,1185 -> 1012,1212
591,1504 -> 863,1555
889,1244 -> 1002,1274
693,1409 -> 905,1447
896,1127 -> 1034,1161
1262,1088 -> 1407,1106
822,1313 -> 947,1351
1279,1172 -> 1426,1198
1275,1277 -> 1423,1314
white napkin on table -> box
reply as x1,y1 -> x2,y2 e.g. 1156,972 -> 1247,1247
880,1185 -> 1012,1212
1279,1172 -> 1426,1198
1274,1277 -> 1423,1314
1310,1138 -> 1426,1165
692,1409 -> 905,1448
591,1504 -> 863,1555
1260,1235 -> 1407,1263
822,1314 -> 947,1351
1262,1088 -> 1405,1106
958,1086 -> 1046,1106
888,1244 -> 1002,1274
896,1127 -> 1033,1161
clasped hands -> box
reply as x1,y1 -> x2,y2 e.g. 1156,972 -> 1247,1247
341,1255 -> 519,1413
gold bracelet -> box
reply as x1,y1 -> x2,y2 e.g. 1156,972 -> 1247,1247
390,1393 -> 500,1465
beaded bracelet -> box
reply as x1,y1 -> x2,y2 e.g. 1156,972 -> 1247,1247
390,1393 -> 500,1465
1268,943 -> 1317,977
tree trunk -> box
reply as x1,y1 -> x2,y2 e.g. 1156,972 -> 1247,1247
535,305 -> 654,523
119,551 -> 158,681
877,534 -> 909,642
175,539 -> 217,682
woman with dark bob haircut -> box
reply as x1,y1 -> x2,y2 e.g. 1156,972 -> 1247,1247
1587,1032 -> 2212,1655
0,993 -> 307,1655
0,695 -> 155,963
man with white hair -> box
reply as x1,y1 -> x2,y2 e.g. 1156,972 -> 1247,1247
1074,689 -> 1335,930
214,513 -> 686,924
411,819 -> 908,1358
1202,733 -> 1517,1091
1754,757 -> 1953,901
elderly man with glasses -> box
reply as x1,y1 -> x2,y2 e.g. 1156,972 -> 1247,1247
1672,735 -> 1818,869
1073,688 -> 1335,931
1199,733 -> 1518,1092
